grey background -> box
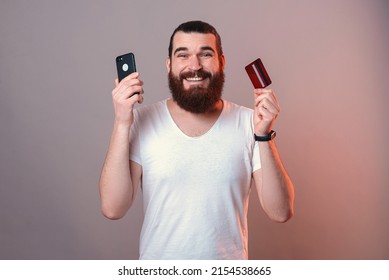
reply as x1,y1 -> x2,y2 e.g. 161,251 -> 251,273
1,0 -> 388,259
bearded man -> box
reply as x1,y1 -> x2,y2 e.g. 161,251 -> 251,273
99,21 -> 294,260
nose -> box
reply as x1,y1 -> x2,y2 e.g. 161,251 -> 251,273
188,55 -> 202,71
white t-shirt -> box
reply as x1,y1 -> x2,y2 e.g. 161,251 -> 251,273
129,99 -> 261,259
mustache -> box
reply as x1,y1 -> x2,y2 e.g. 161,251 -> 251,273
179,70 -> 212,80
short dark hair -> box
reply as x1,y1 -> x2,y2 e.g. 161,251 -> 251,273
168,20 -> 223,59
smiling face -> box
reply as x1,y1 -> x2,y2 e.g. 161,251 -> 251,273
167,31 -> 225,113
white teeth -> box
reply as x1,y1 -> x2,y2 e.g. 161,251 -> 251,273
186,77 -> 203,81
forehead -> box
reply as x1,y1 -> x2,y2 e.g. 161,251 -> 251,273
172,31 -> 217,52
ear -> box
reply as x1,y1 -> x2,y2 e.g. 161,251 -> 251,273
220,54 -> 226,71
166,57 -> 171,73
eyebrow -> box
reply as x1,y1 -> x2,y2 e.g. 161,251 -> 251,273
173,46 -> 216,55
200,46 -> 215,52
173,47 -> 188,55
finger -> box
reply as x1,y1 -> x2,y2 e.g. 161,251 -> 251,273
118,76 -> 143,88
254,88 -> 278,104
254,92 -> 277,107
114,79 -> 144,99
256,106 -> 276,122
261,100 -> 279,116
254,88 -> 275,95
113,72 -> 141,94
254,88 -> 272,97
259,97 -> 280,114
254,94 -> 280,112
124,91 -> 144,106
120,72 -> 140,83
255,97 -> 279,119
117,79 -> 144,95
136,93 -> 144,104
254,94 -> 268,107
254,91 -> 280,112
116,85 -> 144,100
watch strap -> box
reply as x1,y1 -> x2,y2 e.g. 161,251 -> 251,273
254,130 -> 276,141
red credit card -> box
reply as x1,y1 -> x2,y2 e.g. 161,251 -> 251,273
245,58 -> 272,88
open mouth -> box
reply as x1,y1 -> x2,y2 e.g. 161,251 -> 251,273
185,76 -> 205,82
181,71 -> 211,85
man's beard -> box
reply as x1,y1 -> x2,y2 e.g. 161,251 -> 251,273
168,69 -> 225,114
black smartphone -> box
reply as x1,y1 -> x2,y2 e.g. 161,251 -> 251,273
245,58 -> 272,88
116,52 -> 137,82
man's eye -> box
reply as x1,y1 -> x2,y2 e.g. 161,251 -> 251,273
177,53 -> 188,58
201,53 -> 213,57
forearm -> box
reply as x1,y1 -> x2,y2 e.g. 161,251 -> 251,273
99,122 -> 134,219
256,140 -> 294,222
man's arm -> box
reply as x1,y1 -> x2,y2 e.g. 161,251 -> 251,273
252,88 -> 294,222
99,73 -> 144,220
253,141 -> 294,222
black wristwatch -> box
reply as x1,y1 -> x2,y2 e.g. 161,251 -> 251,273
254,130 -> 276,142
